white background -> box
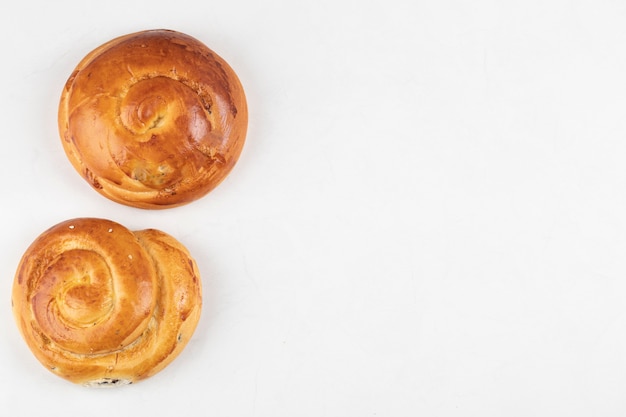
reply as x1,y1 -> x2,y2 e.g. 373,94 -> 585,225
1,0 -> 626,415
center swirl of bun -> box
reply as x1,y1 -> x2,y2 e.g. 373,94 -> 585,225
26,222 -> 157,355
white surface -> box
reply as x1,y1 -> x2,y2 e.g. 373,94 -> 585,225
1,0 -> 626,415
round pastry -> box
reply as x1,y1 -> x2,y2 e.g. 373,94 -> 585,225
12,218 -> 202,386
58,29 -> 248,209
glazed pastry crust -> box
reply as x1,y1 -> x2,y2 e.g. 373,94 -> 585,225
58,29 -> 248,209
12,218 -> 202,386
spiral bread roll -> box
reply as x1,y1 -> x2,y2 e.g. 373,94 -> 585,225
12,218 -> 202,386
58,30 -> 248,209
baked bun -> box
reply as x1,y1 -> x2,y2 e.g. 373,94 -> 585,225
58,29 -> 248,209
12,218 -> 202,386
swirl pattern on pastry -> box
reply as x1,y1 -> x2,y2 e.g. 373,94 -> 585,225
12,218 -> 202,386
58,29 -> 248,209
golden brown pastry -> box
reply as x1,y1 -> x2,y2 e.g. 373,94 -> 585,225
58,29 -> 248,209
12,218 -> 202,386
